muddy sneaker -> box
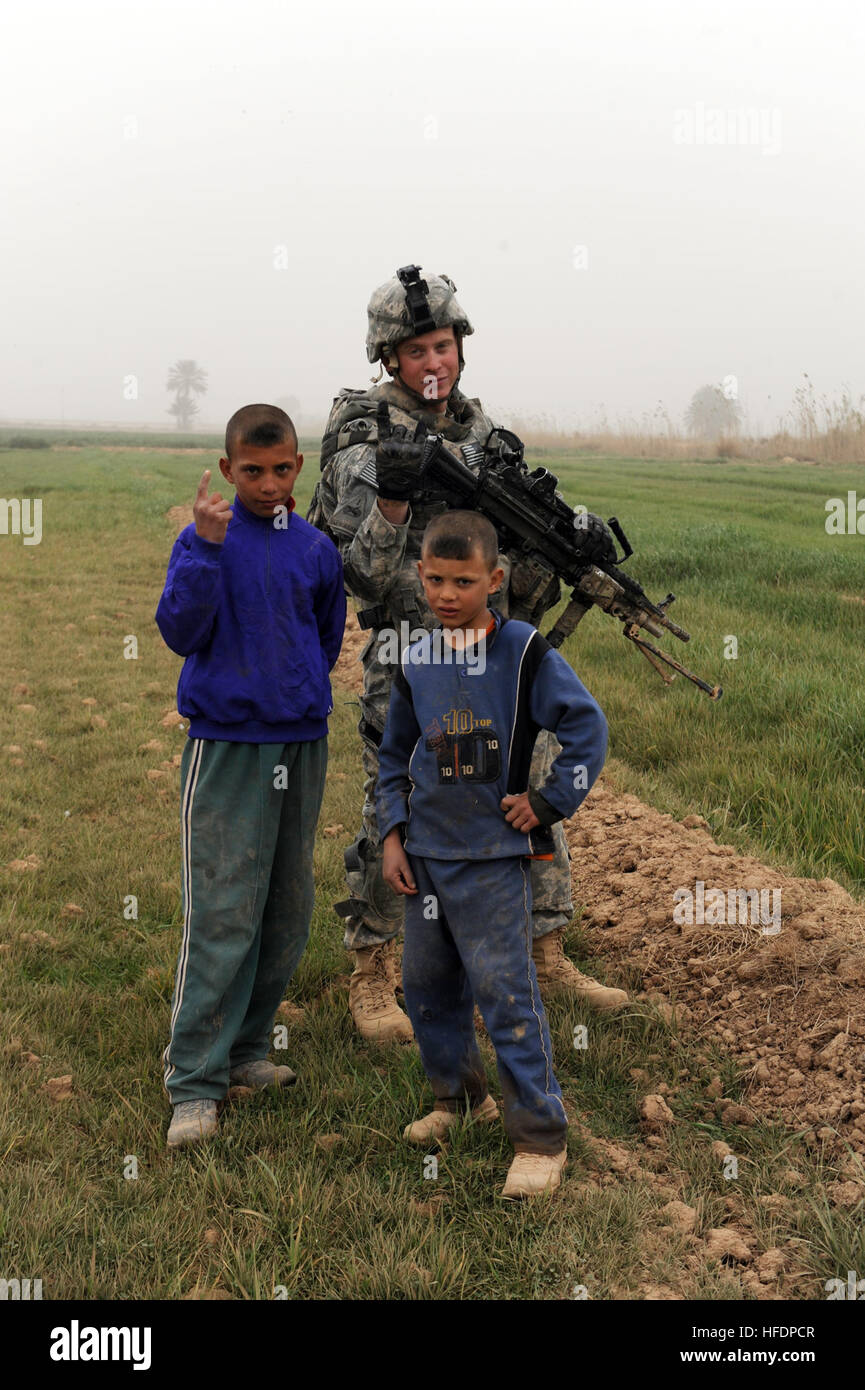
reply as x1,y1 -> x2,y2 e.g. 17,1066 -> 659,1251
349,941 -> 414,1042
167,1099 -> 218,1150
228,1060 -> 297,1089
403,1094 -> 499,1144
532,928 -> 628,1011
501,1147 -> 568,1199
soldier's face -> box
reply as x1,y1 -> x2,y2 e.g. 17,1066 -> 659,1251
219,440 -> 304,518
394,327 -> 460,407
418,547 -> 504,631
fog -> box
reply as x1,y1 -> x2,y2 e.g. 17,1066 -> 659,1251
2,0 -> 863,435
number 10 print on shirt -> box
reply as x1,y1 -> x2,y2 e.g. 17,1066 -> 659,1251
424,707 -> 503,784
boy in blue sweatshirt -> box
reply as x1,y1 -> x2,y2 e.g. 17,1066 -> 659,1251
376,510 -> 607,1198
156,404 -> 345,1149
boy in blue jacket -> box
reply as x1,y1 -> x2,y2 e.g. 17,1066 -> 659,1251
377,510 -> 607,1198
156,404 -> 346,1149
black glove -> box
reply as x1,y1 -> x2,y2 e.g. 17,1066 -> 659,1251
573,511 -> 616,566
374,402 -> 426,501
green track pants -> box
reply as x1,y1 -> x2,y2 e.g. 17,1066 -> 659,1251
163,735 -> 327,1104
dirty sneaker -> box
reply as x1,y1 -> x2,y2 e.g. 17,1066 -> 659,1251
228,1060 -> 297,1090
501,1147 -> 568,1199
167,1099 -> 218,1150
403,1094 -> 499,1144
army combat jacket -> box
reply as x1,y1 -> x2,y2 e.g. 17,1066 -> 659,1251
309,378 -> 560,638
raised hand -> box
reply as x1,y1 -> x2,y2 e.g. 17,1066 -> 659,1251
374,402 -> 426,501
193,469 -> 233,544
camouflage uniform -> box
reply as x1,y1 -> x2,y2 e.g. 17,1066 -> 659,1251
312,373 -> 574,950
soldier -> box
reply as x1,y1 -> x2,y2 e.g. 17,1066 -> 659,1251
308,266 -> 628,1040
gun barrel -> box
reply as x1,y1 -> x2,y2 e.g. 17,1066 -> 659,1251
658,612 -> 690,643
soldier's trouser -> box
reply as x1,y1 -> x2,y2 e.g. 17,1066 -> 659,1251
341,722 -> 573,951
163,735 -> 327,1104
403,855 -> 568,1154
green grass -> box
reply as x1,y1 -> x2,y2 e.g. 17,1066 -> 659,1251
0,426 -> 321,451
546,456 -> 865,896
0,446 -> 863,1300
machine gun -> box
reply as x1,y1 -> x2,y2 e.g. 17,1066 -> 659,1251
364,410 -> 722,699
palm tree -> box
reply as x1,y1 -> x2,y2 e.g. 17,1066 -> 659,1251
166,360 -> 208,431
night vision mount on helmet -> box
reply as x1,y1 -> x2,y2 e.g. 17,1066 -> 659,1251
365,265 -> 474,365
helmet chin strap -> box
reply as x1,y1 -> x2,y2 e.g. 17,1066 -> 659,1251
390,369 -> 464,410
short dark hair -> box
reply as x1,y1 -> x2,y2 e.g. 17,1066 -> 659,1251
421,510 -> 499,570
225,404 -> 298,460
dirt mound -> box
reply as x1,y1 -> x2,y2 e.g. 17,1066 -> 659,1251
565,782 -> 865,1153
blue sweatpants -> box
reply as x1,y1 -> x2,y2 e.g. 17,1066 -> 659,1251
163,735 -> 327,1104
402,855 -> 567,1154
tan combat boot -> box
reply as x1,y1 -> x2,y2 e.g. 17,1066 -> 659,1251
501,1147 -> 568,1199
349,940 -> 414,1042
383,937 -> 404,995
532,928 -> 629,1011
404,1095 -> 499,1144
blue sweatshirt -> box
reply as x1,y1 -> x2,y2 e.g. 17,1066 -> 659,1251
375,611 -> 607,860
155,494 -> 346,742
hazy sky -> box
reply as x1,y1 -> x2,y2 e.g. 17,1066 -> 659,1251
2,0 -> 863,434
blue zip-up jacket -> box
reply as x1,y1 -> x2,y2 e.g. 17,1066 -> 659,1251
155,494 -> 346,742
375,611 -> 607,859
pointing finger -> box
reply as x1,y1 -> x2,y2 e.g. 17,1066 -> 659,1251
196,469 -> 211,498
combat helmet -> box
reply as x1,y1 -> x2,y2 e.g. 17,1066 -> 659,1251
365,265 -> 474,366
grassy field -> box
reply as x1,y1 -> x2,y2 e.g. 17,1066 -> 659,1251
549,455 -> 865,897
0,426 -> 325,452
0,444 -> 863,1300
